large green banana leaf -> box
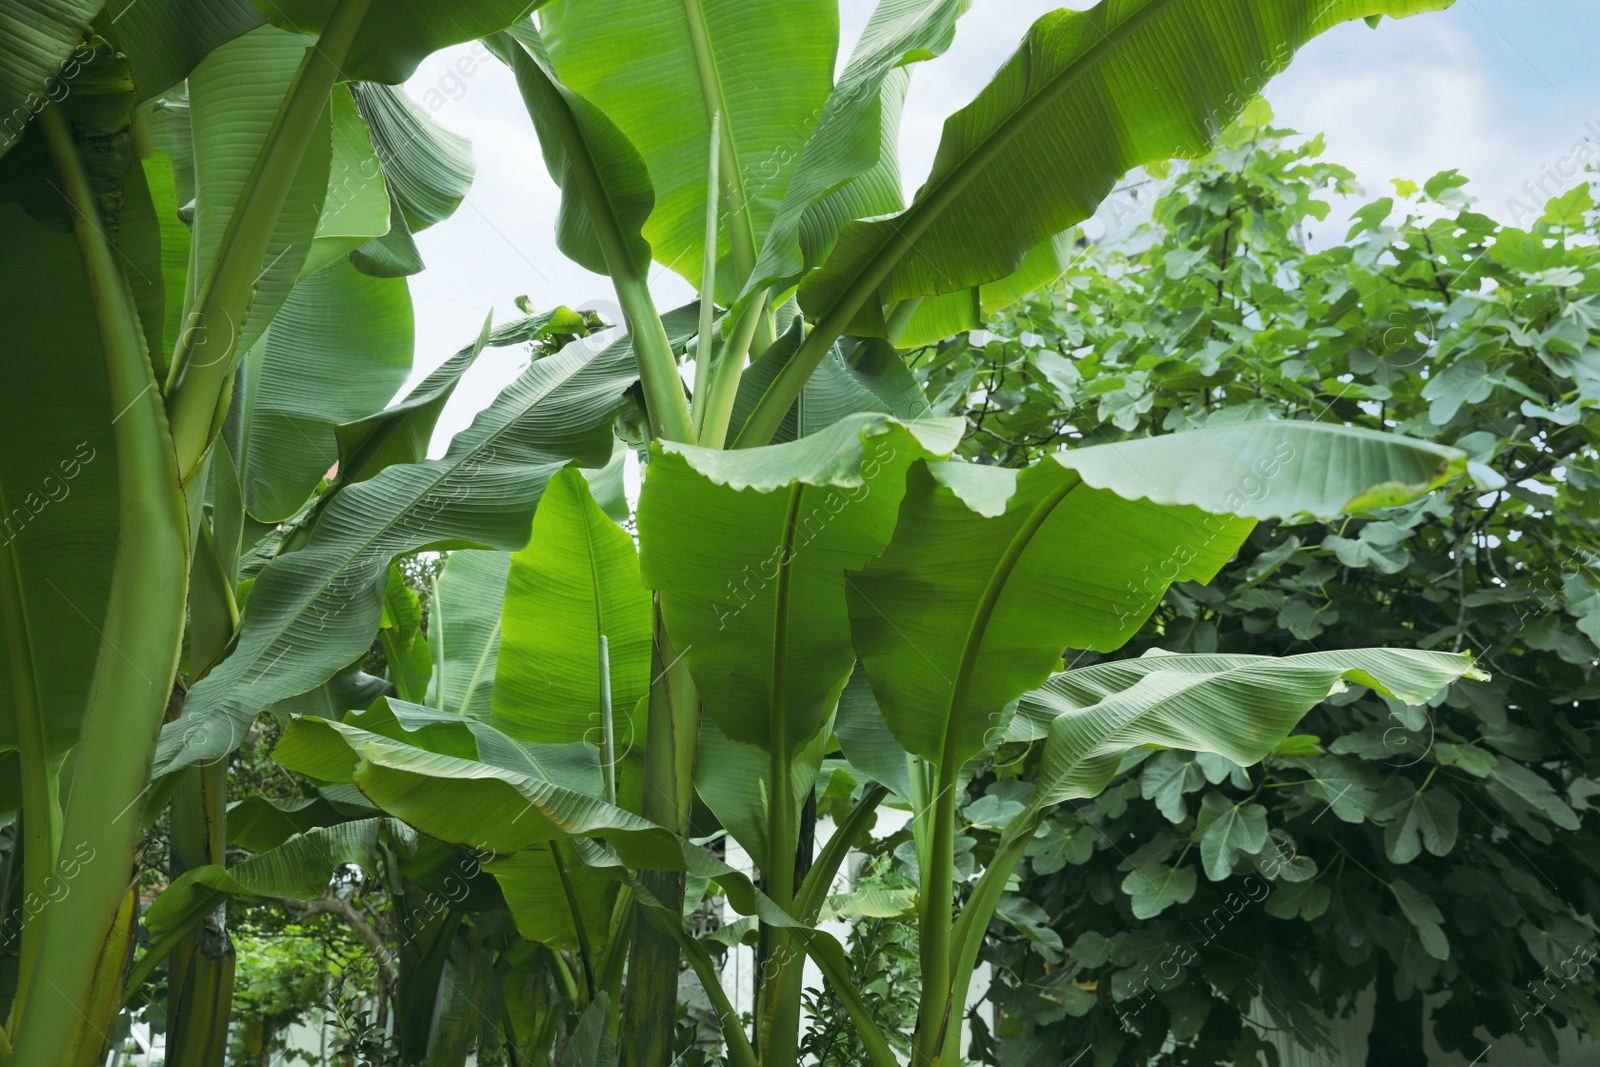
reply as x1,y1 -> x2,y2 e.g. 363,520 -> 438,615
235,257 -> 413,521
848,421 -> 1464,770
280,696 -> 600,793
186,25 -> 334,360
492,468 -> 650,745
154,327 -> 644,774
798,0 -> 1455,337
539,0 -> 837,299
0,0 -> 102,158
0,61 -> 170,757
894,230 -> 1079,348
1022,648 -> 1486,809
427,550 -> 511,719
638,413 -> 964,758
246,0 -> 544,84
102,0 -> 264,101
0,203 -> 122,757
487,22 -> 652,279
741,0 -> 970,311
143,817 -> 415,942
942,644 -> 1484,1030
349,83 -> 475,276
274,711 -> 834,930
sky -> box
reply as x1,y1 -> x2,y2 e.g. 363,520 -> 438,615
398,0 -> 1600,451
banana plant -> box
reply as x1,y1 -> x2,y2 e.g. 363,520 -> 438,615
0,1 -> 555,1062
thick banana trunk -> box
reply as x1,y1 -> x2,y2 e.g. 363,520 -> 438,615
620,605 -> 699,1067
163,917 -> 238,1067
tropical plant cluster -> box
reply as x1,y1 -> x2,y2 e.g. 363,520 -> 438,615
0,2 -> 1542,1066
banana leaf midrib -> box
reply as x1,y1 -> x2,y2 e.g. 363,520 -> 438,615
680,0 -> 759,282
457,615 -> 501,718
936,471 -> 1084,771
825,0 -> 1178,321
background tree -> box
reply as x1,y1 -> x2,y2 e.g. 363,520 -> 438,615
921,102 -> 1600,1065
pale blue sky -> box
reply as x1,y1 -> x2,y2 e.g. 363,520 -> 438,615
401,1 -> 1600,449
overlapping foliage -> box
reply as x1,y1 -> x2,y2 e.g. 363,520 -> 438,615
0,3 -> 1517,1067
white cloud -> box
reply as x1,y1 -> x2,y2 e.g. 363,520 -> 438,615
1268,13 -> 1593,234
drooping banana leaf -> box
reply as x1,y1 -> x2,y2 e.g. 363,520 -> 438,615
740,0 -> 971,311
278,696 -> 600,795
100,0 -> 264,101
235,256 -> 413,522
800,0 -> 1455,332
226,787 -> 379,852
1027,648 -> 1485,810
273,711 -> 847,932
349,82 -> 475,276
487,22 -> 696,441
941,645 -> 1484,1039
486,22 -> 651,280
539,0 -> 837,298
352,83 -> 473,232
492,468 -> 651,745
847,421 -> 1465,771
738,0 -> 1454,445
638,413 -> 964,759
154,329 -> 644,774
0,0 -> 103,158
142,817 -> 416,941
